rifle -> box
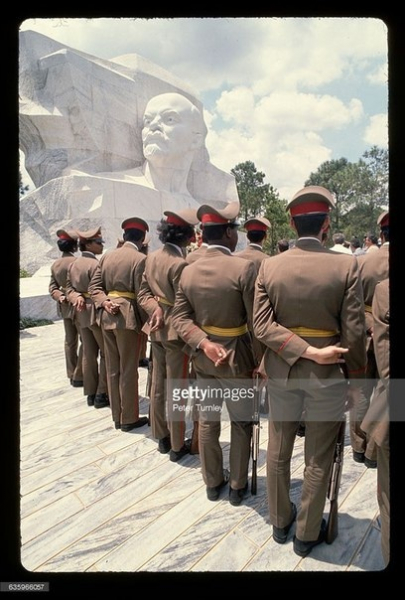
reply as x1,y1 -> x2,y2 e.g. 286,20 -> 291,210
251,373 -> 261,495
145,343 -> 153,399
326,418 -> 346,544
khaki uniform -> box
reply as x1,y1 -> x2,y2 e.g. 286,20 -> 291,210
49,253 -> 83,383
361,278 -> 390,565
352,243 -> 389,461
234,243 -> 269,364
88,242 -> 147,426
254,238 -> 367,541
186,243 -> 208,264
137,243 -> 191,452
171,246 -> 258,490
66,252 -> 108,398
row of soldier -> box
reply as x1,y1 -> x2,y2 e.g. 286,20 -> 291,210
49,185 -> 389,564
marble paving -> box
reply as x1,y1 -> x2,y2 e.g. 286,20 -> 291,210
16,321 -> 388,586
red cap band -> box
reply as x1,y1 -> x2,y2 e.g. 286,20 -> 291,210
201,212 -> 228,224
245,222 -> 268,232
380,215 -> 389,227
58,233 -> 73,240
290,201 -> 330,217
123,220 -> 147,232
166,215 -> 187,226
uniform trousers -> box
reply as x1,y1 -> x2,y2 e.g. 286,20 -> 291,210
150,339 -> 190,452
266,380 -> 347,541
102,328 -> 141,425
80,323 -> 108,397
63,317 -> 83,382
350,343 -> 377,461
194,373 -> 253,491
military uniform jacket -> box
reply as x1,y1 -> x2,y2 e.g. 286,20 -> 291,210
361,278 -> 389,446
137,244 -> 188,343
234,244 -> 269,274
49,253 -> 77,319
65,252 -> 99,329
88,241 -> 146,331
357,243 -> 389,332
186,243 -> 208,264
253,238 -> 367,385
171,246 -> 259,377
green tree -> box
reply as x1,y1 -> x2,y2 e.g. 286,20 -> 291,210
231,160 -> 292,255
305,147 -> 388,240
231,161 -> 268,221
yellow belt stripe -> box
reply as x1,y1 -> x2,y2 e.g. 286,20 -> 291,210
108,290 -> 136,299
158,296 -> 174,307
290,326 -> 339,338
364,304 -> 373,313
201,323 -> 249,337
83,292 -> 90,298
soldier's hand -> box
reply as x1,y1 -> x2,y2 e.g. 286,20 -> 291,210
149,306 -> 164,332
103,299 -> 121,315
199,339 -> 230,366
75,297 -> 86,312
59,295 -> 67,304
302,344 -> 349,365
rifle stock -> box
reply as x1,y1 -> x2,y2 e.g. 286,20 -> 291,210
145,344 -> 153,399
251,374 -> 261,495
326,419 -> 346,544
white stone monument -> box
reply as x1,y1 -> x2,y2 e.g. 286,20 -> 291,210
19,29 -> 239,273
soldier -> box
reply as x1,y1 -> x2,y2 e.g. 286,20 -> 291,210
253,185 -> 366,557
88,217 -> 150,432
171,202 -> 260,506
351,210 -> 389,468
137,208 -> 199,462
234,216 -> 271,272
65,227 -> 109,409
361,277 -> 390,567
49,228 -> 83,387
234,216 -> 271,414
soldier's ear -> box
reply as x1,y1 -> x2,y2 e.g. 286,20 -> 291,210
321,215 -> 331,232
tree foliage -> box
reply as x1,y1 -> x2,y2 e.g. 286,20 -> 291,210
305,146 -> 388,240
231,161 -> 292,255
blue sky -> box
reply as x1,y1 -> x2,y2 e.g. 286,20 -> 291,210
19,17 -> 388,201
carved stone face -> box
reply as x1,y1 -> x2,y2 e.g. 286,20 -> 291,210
141,93 -> 204,163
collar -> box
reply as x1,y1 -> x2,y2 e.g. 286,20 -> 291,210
165,242 -> 184,256
206,244 -> 232,254
298,237 -> 322,244
248,243 -> 263,250
81,251 -> 96,258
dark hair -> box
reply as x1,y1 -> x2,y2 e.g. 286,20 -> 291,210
332,233 -> 345,245
57,239 -> 77,253
350,236 -> 361,249
292,214 -> 327,237
380,226 -> 389,242
157,221 -> 195,245
203,222 -> 238,242
123,229 -> 146,244
247,230 -> 266,244
277,239 -> 289,252
366,233 -> 379,245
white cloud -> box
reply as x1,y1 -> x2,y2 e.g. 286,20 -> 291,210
367,62 -> 388,85
363,113 -> 388,147
19,16 -> 388,198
